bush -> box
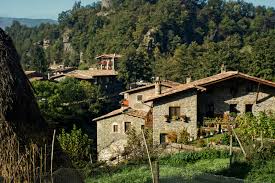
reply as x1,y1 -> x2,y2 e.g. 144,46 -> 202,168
167,131 -> 177,143
160,149 -> 230,166
196,138 -> 206,147
246,160 -> 275,183
78,63 -> 89,70
178,128 -> 190,144
125,128 -> 157,161
221,133 -> 230,145
57,125 -> 92,167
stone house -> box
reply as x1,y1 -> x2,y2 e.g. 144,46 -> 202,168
93,80 -> 180,161
93,71 -> 275,160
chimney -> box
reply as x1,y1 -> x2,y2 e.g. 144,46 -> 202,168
186,77 -> 192,83
155,77 -> 161,95
221,64 -> 226,73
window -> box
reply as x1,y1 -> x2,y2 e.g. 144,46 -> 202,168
137,95 -> 143,102
169,107 -> 180,120
229,104 -> 238,113
245,104 -> 253,113
113,125 -> 118,133
160,133 -> 168,144
124,122 -> 131,132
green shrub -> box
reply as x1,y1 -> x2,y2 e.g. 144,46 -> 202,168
78,63 -> 89,70
221,133 -> 230,145
178,128 -> 190,144
196,138 -> 206,147
160,149 -> 230,166
57,125 -> 92,167
246,160 -> 275,183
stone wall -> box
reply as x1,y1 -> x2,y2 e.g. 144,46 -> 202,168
97,113 -> 145,161
127,85 -> 169,111
198,78 -> 275,122
152,90 -> 198,145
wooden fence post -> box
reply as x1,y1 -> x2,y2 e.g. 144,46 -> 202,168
141,129 -> 154,183
229,134 -> 233,165
153,161 -> 160,183
51,130 -> 56,183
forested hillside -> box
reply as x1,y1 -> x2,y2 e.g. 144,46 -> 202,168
5,0 -> 275,85
0,17 -> 57,29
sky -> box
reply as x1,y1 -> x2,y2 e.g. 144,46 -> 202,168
0,0 -> 99,20
0,0 -> 274,20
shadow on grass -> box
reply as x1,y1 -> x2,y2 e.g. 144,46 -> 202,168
160,174 -> 244,183
214,161 -> 252,179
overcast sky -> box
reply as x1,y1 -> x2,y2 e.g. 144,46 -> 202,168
0,0 -> 274,20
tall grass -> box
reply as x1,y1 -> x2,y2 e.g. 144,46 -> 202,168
0,121 -> 48,182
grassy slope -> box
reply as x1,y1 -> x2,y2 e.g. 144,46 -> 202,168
86,158 -> 232,183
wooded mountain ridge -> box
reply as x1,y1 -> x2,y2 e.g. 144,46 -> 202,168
5,0 -> 275,86
0,17 -> 57,29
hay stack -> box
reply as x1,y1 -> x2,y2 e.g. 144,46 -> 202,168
0,29 -> 72,181
0,28 -> 48,144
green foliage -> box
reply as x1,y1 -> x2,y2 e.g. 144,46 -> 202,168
57,125 -> 92,167
24,44 -> 48,73
177,128 -> 190,144
125,128 -> 155,160
6,0 -> 275,86
32,78 -> 106,124
78,63 -> 89,70
160,149 -> 230,166
246,160 -> 275,183
196,138 -> 207,147
221,133 -> 230,145
86,158 -> 231,183
236,112 -> 275,139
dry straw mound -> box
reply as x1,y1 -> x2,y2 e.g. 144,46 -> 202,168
0,28 -> 72,182
0,28 -> 48,144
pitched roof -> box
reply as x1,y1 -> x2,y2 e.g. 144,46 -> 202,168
144,71 -> 275,102
93,107 -> 148,121
25,71 -> 37,75
120,80 -> 181,95
66,69 -> 118,80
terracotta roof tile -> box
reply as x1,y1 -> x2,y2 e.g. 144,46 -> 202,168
126,109 -> 148,119
120,80 -> 181,95
93,107 -> 129,121
66,69 -> 118,79
93,108 -> 149,121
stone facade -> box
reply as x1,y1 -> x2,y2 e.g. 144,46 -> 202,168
151,90 -> 198,144
97,113 -> 145,161
95,72 -> 275,159
197,78 -> 275,122
125,85 -> 170,111
150,78 -> 275,145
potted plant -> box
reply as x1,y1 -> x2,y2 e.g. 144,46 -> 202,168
180,114 -> 187,122
172,115 -> 179,121
164,115 -> 170,122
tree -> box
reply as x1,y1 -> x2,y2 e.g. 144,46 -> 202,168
58,124 -> 92,167
28,44 -> 48,73
32,78 -> 106,124
119,48 -> 153,86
